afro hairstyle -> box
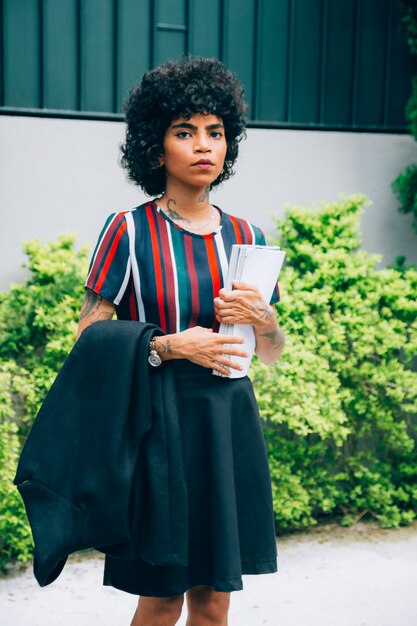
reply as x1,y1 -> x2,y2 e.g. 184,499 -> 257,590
120,55 -> 248,196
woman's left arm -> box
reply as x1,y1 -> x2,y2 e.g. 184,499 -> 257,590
214,280 -> 285,366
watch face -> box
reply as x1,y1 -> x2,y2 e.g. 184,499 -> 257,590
148,352 -> 162,367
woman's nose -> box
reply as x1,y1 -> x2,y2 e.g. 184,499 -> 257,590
194,134 -> 211,151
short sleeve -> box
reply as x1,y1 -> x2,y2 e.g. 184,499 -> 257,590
84,212 -> 131,306
252,225 -> 281,305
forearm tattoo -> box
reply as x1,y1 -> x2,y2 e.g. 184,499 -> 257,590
250,302 -> 274,322
259,328 -> 285,351
80,289 -> 113,321
156,337 -> 173,354
95,312 -> 114,321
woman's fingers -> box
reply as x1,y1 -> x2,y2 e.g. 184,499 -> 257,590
220,346 -> 249,359
231,280 -> 258,291
216,333 -> 244,345
218,356 -> 244,371
212,361 -> 233,376
216,339 -> 248,360
212,357 -> 243,376
178,327 -> 249,372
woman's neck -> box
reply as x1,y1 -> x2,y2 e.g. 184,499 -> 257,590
158,183 -> 211,216
156,183 -> 221,233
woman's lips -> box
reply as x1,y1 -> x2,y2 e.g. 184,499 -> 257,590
192,160 -> 214,169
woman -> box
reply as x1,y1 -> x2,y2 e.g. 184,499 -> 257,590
77,56 -> 285,626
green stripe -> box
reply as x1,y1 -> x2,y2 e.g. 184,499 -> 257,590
252,224 -> 265,245
170,227 -> 189,331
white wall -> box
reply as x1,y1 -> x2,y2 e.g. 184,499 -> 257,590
1,115 -> 416,291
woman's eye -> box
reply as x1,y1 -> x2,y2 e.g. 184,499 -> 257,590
211,131 -> 223,138
176,131 -> 191,138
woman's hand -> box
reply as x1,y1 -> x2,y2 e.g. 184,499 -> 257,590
155,326 -> 249,376
214,280 -> 275,329
214,280 -> 285,365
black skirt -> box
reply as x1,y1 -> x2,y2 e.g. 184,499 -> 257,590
103,360 -> 278,597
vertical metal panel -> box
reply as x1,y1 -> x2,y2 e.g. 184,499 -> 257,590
317,0 -> 327,124
0,0 -> 3,106
188,0 -> 221,58
223,0 -> 256,117
3,0 -> 40,108
256,0 -> 290,121
385,2 -> 414,127
80,0 -> 115,112
322,0 -> 356,125
0,0 -> 415,130
290,0 -> 322,123
43,0 -> 78,110
154,0 -> 186,66
354,0 -> 388,126
117,0 -> 151,113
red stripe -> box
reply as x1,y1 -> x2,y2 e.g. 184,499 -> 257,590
184,235 -> 199,327
95,220 -> 127,292
157,214 -> 177,333
129,276 -> 139,320
146,205 -> 167,332
205,236 -> 222,330
239,219 -> 253,243
88,213 -> 126,287
229,215 -> 243,244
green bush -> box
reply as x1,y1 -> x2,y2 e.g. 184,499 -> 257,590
1,201 -> 417,569
252,195 -> 417,531
0,234 -> 89,568
392,162 -> 417,232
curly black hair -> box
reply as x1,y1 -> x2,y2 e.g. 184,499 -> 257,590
120,55 -> 248,196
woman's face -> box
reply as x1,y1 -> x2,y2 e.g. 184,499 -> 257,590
161,113 -> 227,191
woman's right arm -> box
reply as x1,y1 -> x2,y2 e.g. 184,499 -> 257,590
76,291 -> 247,376
76,288 -> 116,341
153,328 -> 248,377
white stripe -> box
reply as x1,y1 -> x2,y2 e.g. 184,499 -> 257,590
84,212 -> 119,286
214,230 -> 229,287
114,256 -> 131,305
247,221 -> 256,244
125,211 -> 146,321
165,222 -> 181,333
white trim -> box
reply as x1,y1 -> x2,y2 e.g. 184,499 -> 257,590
247,222 -> 256,244
113,255 -> 131,305
214,231 -> 229,287
84,212 -> 119,285
125,211 -> 146,321
165,222 -> 181,333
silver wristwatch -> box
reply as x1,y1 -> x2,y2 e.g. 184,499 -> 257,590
148,336 -> 162,367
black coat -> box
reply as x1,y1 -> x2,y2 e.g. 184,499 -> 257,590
14,320 -> 188,587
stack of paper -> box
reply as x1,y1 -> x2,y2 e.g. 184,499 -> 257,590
213,244 -> 286,378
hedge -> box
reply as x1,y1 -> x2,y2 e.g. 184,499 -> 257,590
252,194 -> 417,531
1,195 -> 416,569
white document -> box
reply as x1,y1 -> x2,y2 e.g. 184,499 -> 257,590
213,245 -> 286,378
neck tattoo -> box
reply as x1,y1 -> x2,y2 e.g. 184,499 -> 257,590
198,186 -> 210,203
162,197 -> 217,232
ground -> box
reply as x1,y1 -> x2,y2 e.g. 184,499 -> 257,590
1,521 -> 417,626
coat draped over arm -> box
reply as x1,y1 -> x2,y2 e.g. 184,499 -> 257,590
14,320 -> 188,587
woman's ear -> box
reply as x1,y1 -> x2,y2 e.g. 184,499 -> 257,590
148,145 -> 164,169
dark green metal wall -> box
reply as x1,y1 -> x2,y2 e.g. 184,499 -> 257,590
0,0 -> 415,131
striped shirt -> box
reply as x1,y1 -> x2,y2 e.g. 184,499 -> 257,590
84,200 -> 280,333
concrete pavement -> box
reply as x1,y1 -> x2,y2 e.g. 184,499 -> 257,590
1,521 -> 417,625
